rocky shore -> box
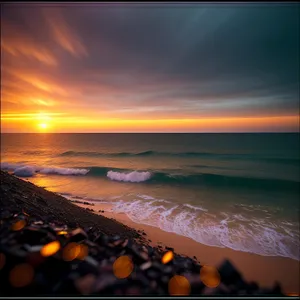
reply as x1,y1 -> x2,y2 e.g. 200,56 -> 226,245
0,171 -> 285,296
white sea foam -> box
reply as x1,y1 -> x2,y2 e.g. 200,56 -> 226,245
110,197 -> 300,261
39,167 -> 89,175
183,203 -> 208,212
107,170 -> 152,182
137,194 -> 156,200
1,162 -> 89,177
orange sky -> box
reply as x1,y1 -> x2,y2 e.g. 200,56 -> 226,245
1,5 -> 299,133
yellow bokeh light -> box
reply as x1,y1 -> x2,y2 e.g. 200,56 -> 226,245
200,265 -> 221,288
162,251 -> 174,264
40,241 -> 61,257
57,231 -> 68,235
168,275 -> 191,296
113,256 -> 134,279
62,242 -> 81,261
11,220 -> 26,231
9,263 -> 34,288
77,244 -> 89,260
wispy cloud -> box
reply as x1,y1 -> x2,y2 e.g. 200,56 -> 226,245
1,20 -> 57,66
44,8 -> 88,58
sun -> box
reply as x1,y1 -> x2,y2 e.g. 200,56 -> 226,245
39,123 -> 48,130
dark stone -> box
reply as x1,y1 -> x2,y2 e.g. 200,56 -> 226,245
69,228 -> 88,243
37,197 -> 48,205
218,259 -> 243,285
0,210 -> 11,219
272,282 -> 282,295
17,227 -> 53,245
165,246 -> 174,251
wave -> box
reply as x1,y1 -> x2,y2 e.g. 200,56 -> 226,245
107,170 -> 152,182
57,150 -> 299,164
101,195 -> 298,261
1,162 -> 298,191
1,162 -> 89,177
80,166 -> 300,191
47,190 -> 299,261
113,200 -> 299,261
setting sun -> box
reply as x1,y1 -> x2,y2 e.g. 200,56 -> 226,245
39,123 -> 48,130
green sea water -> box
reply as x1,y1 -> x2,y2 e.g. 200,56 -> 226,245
1,133 -> 299,260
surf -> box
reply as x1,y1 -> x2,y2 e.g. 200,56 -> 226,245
1,161 -> 299,191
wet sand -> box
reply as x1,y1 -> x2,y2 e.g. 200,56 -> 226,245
75,202 -> 300,294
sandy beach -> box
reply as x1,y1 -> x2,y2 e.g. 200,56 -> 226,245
75,201 -> 300,294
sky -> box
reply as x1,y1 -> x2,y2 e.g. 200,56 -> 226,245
1,3 -> 299,133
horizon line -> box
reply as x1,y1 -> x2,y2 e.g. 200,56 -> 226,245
1,132 -> 299,134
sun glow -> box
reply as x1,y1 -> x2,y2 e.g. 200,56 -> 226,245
36,112 -> 51,131
39,123 -> 48,129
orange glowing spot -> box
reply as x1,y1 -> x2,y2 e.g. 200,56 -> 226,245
0,253 -> 6,270
77,244 -> 89,260
162,251 -> 174,264
200,265 -> 221,288
40,241 -> 61,257
57,231 -> 68,235
113,256 -> 134,279
168,275 -> 191,296
62,242 -> 81,261
286,293 -> 300,297
22,210 -> 30,217
11,219 -> 26,231
9,263 -> 34,288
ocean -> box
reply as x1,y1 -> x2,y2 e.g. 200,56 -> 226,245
1,133 -> 299,260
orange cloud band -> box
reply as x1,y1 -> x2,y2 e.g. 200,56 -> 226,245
1,114 -> 298,132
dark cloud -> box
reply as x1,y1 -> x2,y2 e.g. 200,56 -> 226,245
1,3 -> 299,118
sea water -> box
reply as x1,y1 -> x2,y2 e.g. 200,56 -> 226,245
1,133 -> 299,260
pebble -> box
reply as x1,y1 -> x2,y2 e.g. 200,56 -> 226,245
0,209 -> 284,296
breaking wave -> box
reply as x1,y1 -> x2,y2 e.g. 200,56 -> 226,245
1,162 -> 89,177
107,170 -> 152,182
1,162 -> 298,191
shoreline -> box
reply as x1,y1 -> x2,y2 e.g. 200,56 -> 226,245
75,202 -> 300,294
1,171 -> 299,294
